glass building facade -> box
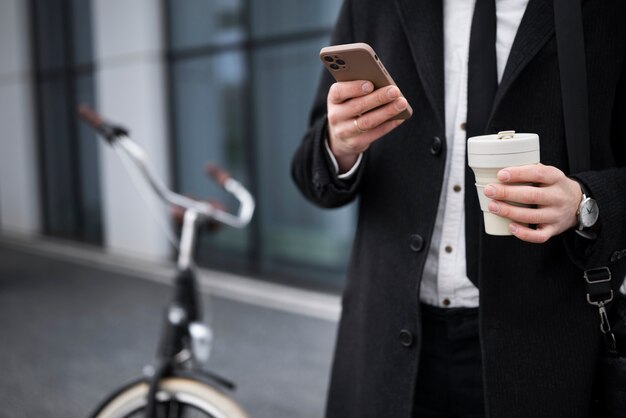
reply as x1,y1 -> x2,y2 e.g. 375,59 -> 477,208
166,1 -> 354,290
30,0 -> 102,245
27,0 -> 353,291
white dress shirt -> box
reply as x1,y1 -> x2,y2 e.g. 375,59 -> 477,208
327,0 -> 529,308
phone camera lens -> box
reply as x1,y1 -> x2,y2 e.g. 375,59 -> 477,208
324,56 -> 334,62
336,59 -> 346,66
330,63 -> 340,70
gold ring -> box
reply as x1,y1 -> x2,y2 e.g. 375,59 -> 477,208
354,117 -> 367,134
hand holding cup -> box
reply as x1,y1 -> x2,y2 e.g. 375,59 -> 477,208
483,164 -> 582,243
468,131 -> 582,242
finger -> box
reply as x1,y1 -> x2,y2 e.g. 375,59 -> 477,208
328,81 -> 375,104
329,119 -> 404,156
362,118 -> 405,142
331,85 -> 403,121
333,114 -> 405,144
497,164 -> 562,185
483,184 -> 553,206
487,200 -> 559,225
353,97 -> 408,131
509,222 -> 556,244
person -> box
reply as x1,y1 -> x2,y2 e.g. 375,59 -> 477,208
291,0 -> 626,417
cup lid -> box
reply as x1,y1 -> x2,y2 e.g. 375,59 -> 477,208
468,132 -> 539,155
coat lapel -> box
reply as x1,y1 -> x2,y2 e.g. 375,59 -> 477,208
490,0 -> 555,121
394,0 -> 557,132
395,0 -> 445,130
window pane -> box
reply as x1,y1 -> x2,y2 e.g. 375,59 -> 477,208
39,78 -> 77,238
171,52 -> 250,263
70,0 -> 94,67
166,1 -> 349,286
33,0 -> 67,72
250,0 -> 341,39
253,38 -> 355,287
75,73 -> 102,244
33,0 -> 101,245
168,0 -> 245,51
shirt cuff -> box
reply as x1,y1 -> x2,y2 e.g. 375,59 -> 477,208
324,138 -> 363,179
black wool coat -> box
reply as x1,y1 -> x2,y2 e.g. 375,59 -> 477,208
292,0 -> 626,416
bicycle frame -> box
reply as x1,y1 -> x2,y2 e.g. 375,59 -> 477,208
146,264 -> 233,418
78,105 -> 254,418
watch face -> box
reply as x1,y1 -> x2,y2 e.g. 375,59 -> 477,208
580,198 -> 599,228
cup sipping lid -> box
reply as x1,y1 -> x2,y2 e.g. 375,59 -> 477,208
467,132 -> 539,155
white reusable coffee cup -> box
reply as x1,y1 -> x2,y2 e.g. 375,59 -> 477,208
467,131 -> 540,236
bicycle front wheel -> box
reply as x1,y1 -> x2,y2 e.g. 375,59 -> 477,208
92,376 -> 249,418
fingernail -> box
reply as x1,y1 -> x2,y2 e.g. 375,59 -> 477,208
394,97 -> 407,111
484,185 -> 496,197
362,82 -> 373,93
488,201 -> 500,213
509,224 -> 518,234
498,170 -> 511,182
387,87 -> 400,99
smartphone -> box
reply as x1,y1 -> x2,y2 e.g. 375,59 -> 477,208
319,42 -> 413,120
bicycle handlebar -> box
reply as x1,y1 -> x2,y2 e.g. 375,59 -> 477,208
205,164 -> 230,186
77,105 -> 255,229
78,105 -> 129,142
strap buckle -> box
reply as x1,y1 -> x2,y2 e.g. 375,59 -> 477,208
584,267 -> 617,353
584,267 -> 613,307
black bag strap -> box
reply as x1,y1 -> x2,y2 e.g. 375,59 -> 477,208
554,0 -> 590,174
554,0 -> 617,353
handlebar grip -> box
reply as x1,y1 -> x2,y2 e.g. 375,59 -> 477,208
205,163 -> 231,187
77,104 -> 128,142
78,104 -> 105,127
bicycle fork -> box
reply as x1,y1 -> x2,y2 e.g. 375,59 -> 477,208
144,209 -> 234,417
144,209 -> 209,418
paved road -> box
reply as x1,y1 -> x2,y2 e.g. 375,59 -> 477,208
0,245 -> 337,418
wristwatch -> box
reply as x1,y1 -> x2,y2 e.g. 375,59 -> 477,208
575,183 -> 599,239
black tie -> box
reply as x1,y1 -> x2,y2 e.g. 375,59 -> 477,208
465,0 -> 498,285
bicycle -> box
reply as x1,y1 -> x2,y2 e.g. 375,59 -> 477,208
78,105 -> 254,418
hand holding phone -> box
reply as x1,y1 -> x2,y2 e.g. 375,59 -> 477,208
320,42 -> 412,120
319,43 -> 411,171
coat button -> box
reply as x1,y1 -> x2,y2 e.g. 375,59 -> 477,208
399,330 -> 414,347
430,136 -> 443,155
409,234 -> 424,252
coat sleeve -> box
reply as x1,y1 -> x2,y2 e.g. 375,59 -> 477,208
290,0 -> 366,209
564,63 -> 626,274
